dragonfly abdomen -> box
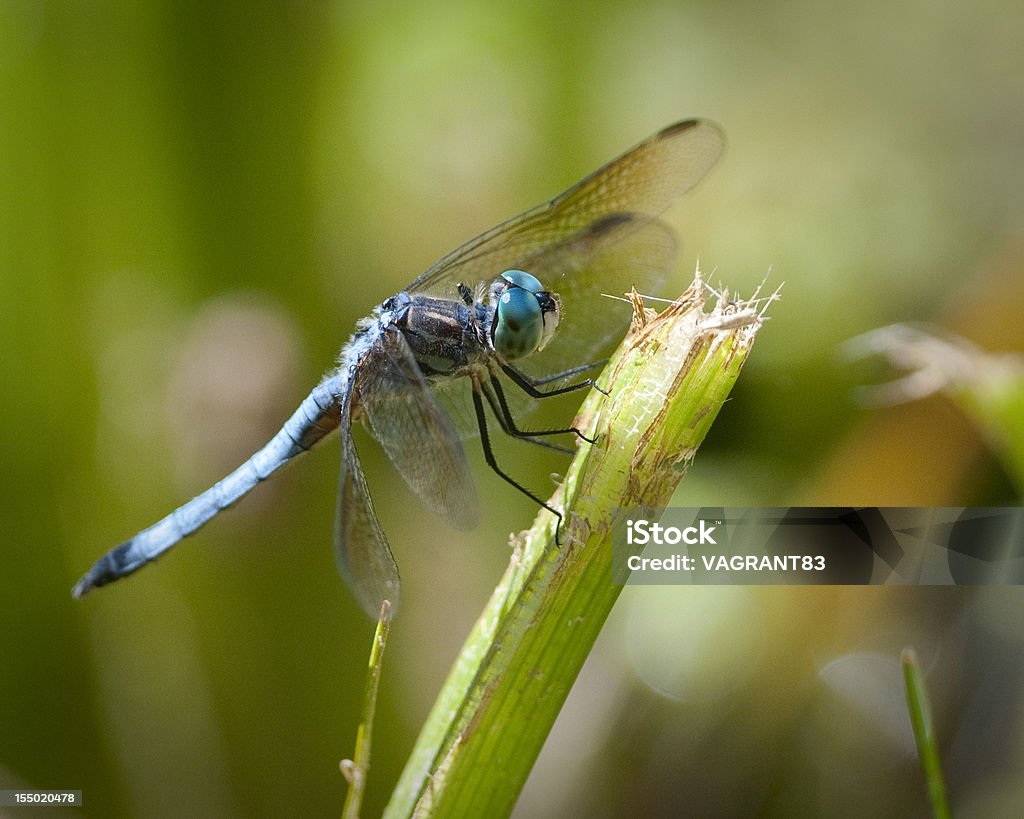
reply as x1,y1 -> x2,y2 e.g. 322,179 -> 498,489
72,376 -> 345,597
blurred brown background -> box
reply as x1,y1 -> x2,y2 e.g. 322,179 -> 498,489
2,1 -> 1022,816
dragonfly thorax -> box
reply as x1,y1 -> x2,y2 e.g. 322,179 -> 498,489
489,270 -> 560,361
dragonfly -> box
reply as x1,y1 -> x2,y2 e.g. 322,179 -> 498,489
72,119 -> 725,619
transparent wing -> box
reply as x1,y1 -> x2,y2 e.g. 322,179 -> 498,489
408,119 -> 722,428
335,393 -> 400,620
407,119 -> 723,301
335,329 -> 479,619
359,328 -> 481,530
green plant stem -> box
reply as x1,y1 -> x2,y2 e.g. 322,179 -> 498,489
342,601 -> 392,819
385,276 -> 771,818
902,646 -> 952,819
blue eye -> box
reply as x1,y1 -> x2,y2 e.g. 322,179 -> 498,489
500,269 -> 545,294
494,287 -> 544,359
491,270 -> 561,360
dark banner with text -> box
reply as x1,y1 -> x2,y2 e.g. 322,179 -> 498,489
612,507 -> 1024,585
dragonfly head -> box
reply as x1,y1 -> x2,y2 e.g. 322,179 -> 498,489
490,270 -> 560,360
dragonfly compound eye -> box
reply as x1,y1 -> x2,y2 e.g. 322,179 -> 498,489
492,270 -> 560,359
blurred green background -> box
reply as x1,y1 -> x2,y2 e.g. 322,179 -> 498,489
3,1 -> 1023,817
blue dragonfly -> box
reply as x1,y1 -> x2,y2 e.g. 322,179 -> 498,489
72,119 -> 724,619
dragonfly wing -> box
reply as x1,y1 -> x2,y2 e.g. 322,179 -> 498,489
358,328 -> 481,530
336,394 -> 400,619
407,119 -> 723,301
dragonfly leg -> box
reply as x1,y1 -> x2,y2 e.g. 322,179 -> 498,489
484,372 -> 596,446
471,385 -> 563,544
479,377 -> 573,454
529,358 -> 608,387
500,360 -> 609,399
